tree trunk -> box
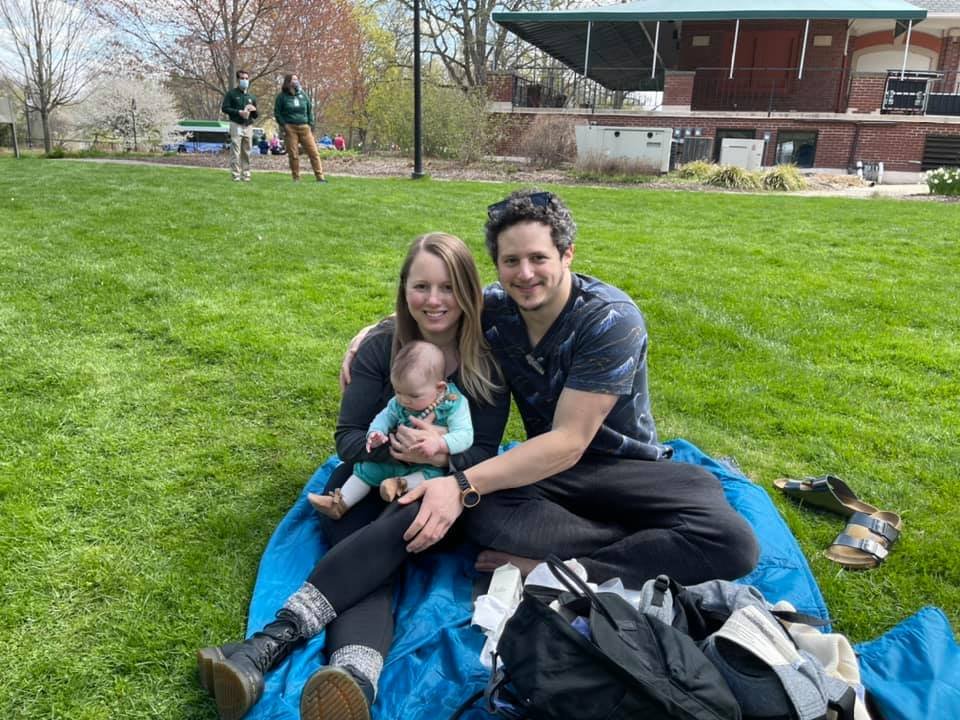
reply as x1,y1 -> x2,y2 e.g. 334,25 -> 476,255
40,107 -> 51,153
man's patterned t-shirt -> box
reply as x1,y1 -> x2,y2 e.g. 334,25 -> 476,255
482,273 -> 669,461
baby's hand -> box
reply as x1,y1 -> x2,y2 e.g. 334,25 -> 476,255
366,431 -> 388,452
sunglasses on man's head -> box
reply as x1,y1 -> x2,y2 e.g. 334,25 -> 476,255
487,191 -> 554,221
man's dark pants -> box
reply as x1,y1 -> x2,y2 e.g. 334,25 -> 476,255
461,455 -> 759,587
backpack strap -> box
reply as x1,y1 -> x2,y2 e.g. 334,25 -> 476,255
771,608 -> 832,627
448,689 -> 485,720
825,680 -> 858,720
448,653 -> 529,720
544,556 -> 622,630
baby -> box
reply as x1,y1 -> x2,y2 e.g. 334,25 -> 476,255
309,340 -> 474,519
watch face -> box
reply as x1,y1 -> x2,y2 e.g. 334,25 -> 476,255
461,489 -> 481,508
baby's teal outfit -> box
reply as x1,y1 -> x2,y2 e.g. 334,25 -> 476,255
355,382 -> 473,487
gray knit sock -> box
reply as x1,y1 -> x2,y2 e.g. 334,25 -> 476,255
282,583 -> 337,638
330,644 -> 384,699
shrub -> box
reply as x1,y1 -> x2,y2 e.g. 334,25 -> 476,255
520,116 -> 576,169
44,146 -> 66,159
706,164 -> 762,190
676,160 -> 715,181
925,166 -> 960,196
365,79 -> 494,162
761,164 -> 807,191
572,153 -> 658,183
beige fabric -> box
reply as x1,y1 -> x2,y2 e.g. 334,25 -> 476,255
773,600 -> 872,720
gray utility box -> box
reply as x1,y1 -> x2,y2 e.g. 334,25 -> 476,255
575,125 -> 673,173
719,138 -> 765,170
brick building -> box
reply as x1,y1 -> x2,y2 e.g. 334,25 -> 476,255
490,0 -> 960,178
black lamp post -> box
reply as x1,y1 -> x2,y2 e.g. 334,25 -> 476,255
411,0 -> 424,178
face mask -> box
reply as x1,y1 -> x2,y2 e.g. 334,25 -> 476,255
239,79 -> 249,90
292,82 -> 301,91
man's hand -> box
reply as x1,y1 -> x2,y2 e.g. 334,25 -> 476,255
398,475 -> 463,553
339,323 -> 376,391
366,431 -> 388,452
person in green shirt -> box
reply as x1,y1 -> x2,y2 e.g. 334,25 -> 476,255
221,69 -> 258,182
273,73 -> 327,183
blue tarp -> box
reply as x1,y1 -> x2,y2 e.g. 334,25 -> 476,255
243,440 -> 958,720
855,606 -> 960,720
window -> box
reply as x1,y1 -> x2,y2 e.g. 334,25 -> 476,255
713,128 -> 755,162
775,131 -> 817,167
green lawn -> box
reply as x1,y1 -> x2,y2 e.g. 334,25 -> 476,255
1,158 -> 958,718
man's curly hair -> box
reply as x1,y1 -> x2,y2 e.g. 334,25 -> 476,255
484,188 -> 577,262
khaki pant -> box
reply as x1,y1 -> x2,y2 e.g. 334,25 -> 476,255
284,123 -> 325,180
229,122 -> 252,180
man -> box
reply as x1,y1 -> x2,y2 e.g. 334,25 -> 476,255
393,189 -> 759,587
221,69 -> 258,182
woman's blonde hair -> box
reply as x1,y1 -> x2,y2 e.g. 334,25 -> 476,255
393,232 -> 501,405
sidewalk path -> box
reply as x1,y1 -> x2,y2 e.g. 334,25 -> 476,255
794,183 -> 929,199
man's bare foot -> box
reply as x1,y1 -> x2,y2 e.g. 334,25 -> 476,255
475,550 -> 542,578
379,477 -> 408,502
307,489 -> 348,520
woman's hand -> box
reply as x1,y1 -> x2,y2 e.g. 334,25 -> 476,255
398,475 -> 463,553
410,434 -> 446,459
389,416 -> 448,466
339,324 -> 376,391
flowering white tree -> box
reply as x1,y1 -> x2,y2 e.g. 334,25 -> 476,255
75,77 -> 180,150
0,0 -> 102,152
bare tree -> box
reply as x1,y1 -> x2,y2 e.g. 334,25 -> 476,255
0,0 -> 100,152
94,0 -> 290,99
395,0 -> 526,89
390,0 -> 584,90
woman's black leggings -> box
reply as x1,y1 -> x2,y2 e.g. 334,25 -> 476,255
312,462 -> 419,656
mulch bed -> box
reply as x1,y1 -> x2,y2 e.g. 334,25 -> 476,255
127,152 -> 950,199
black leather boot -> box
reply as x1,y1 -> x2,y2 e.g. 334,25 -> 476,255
196,641 -> 244,696
300,665 -> 373,720
198,609 -> 305,720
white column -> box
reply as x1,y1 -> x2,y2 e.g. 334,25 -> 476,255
798,19 -> 810,79
584,21 -> 593,78
729,19 -> 740,79
900,19 -> 913,79
652,21 -> 660,78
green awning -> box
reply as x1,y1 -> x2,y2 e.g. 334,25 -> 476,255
492,0 -> 927,91
492,0 -> 927,24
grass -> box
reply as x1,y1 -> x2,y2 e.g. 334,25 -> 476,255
1,157 -> 959,717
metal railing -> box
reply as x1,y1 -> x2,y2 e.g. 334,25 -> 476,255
881,71 -> 960,117
690,67 -> 850,114
491,67 -> 663,111
494,64 -> 960,117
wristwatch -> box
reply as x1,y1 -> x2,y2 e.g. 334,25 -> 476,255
453,470 -> 481,508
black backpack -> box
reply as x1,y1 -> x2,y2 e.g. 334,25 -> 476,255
466,556 -> 743,720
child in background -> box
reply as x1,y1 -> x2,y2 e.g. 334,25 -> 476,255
308,340 -> 474,519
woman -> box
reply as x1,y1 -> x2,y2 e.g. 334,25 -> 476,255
273,73 -> 327,182
197,233 -> 509,720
